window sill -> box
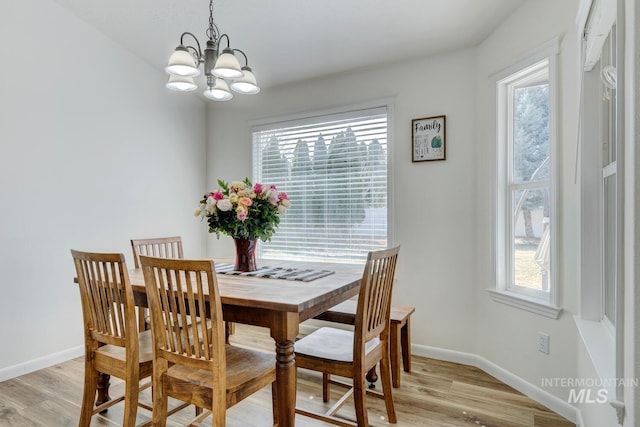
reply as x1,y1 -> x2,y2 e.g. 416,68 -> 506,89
573,316 -> 615,389
487,289 -> 562,319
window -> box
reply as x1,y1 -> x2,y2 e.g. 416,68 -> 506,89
579,4 -> 620,329
599,29 -> 618,329
251,105 -> 390,263
489,40 -> 560,318
576,0 -> 624,414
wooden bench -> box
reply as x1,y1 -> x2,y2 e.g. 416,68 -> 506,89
314,300 -> 415,387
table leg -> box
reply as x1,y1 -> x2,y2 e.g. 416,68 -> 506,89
96,372 -> 111,413
366,366 -> 378,388
271,313 -> 298,427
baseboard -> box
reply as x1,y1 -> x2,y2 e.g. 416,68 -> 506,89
412,343 -> 582,425
0,345 -> 84,383
301,320 -> 582,424
0,330 -> 585,427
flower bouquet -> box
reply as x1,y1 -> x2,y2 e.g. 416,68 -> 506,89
195,178 -> 290,271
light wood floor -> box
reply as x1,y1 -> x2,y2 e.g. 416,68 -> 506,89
0,325 -> 574,427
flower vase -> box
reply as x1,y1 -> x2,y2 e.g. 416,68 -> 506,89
233,238 -> 258,272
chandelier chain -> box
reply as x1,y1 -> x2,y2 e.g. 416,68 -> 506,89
206,0 -> 219,43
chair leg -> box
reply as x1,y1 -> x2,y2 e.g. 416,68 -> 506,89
138,307 -> 148,332
152,373 -> 168,427
212,389 -> 226,427
322,373 -> 331,402
79,366 -> 98,427
379,347 -> 397,423
353,374 -> 369,427
225,321 -> 234,344
122,372 -> 140,427
401,319 -> 411,372
390,322 -> 401,388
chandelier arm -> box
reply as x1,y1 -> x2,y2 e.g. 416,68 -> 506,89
179,31 -> 203,61
218,33 -> 231,50
233,49 -> 249,66
185,46 -> 201,61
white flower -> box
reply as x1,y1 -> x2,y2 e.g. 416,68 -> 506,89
266,189 -> 279,206
194,206 -> 202,217
281,199 -> 291,209
277,205 -> 287,214
204,197 -> 217,214
231,181 -> 246,191
217,198 -> 233,211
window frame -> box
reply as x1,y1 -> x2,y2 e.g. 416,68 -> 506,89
575,0 -> 624,415
249,99 -> 395,264
488,39 -> 561,319
598,26 -> 618,330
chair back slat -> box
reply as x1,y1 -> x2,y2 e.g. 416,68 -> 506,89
131,236 -> 183,268
140,256 -> 225,370
71,250 -> 136,348
355,246 -> 400,351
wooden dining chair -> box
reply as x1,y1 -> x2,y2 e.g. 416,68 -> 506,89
130,236 -> 183,331
314,301 -> 415,388
71,250 -> 154,427
294,246 -> 400,427
139,255 -> 277,427
130,236 -> 184,268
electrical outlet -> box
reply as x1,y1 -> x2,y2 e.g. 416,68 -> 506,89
537,332 -> 550,354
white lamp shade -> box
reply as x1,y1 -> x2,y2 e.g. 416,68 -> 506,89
166,74 -> 197,91
229,68 -> 260,94
165,48 -> 200,77
212,49 -> 243,79
203,78 -> 233,101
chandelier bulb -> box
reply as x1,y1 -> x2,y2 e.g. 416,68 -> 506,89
166,74 -> 197,92
165,46 -> 200,77
212,48 -> 244,79
203,78 -> 233,101
230,66 -> 260,94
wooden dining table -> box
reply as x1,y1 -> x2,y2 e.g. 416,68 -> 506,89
115,259 -> 362,426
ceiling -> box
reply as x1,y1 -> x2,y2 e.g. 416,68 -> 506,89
52,0 -> 526,90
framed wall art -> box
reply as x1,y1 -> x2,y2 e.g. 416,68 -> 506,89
412,115 -> 446,162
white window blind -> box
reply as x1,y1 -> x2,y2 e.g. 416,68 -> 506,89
252,106 -> 388,263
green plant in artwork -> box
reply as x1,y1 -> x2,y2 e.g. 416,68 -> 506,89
431,135 -> 442,148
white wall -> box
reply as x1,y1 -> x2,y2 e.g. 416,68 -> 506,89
207,48 -> 480,353
474,0 -> 581,402
0,0 -> 207,377
207,0 -> 602,423
473,1 -> 639,425
3,0 -> 635,423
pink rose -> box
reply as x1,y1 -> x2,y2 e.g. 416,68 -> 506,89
278,192 -> 289,200
213,190 -> 224,200
236,210 -> 247,221
266,189 -> 279,206
253,183 -> 263,194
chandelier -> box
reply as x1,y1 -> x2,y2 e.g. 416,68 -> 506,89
165,0 -> 259,101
